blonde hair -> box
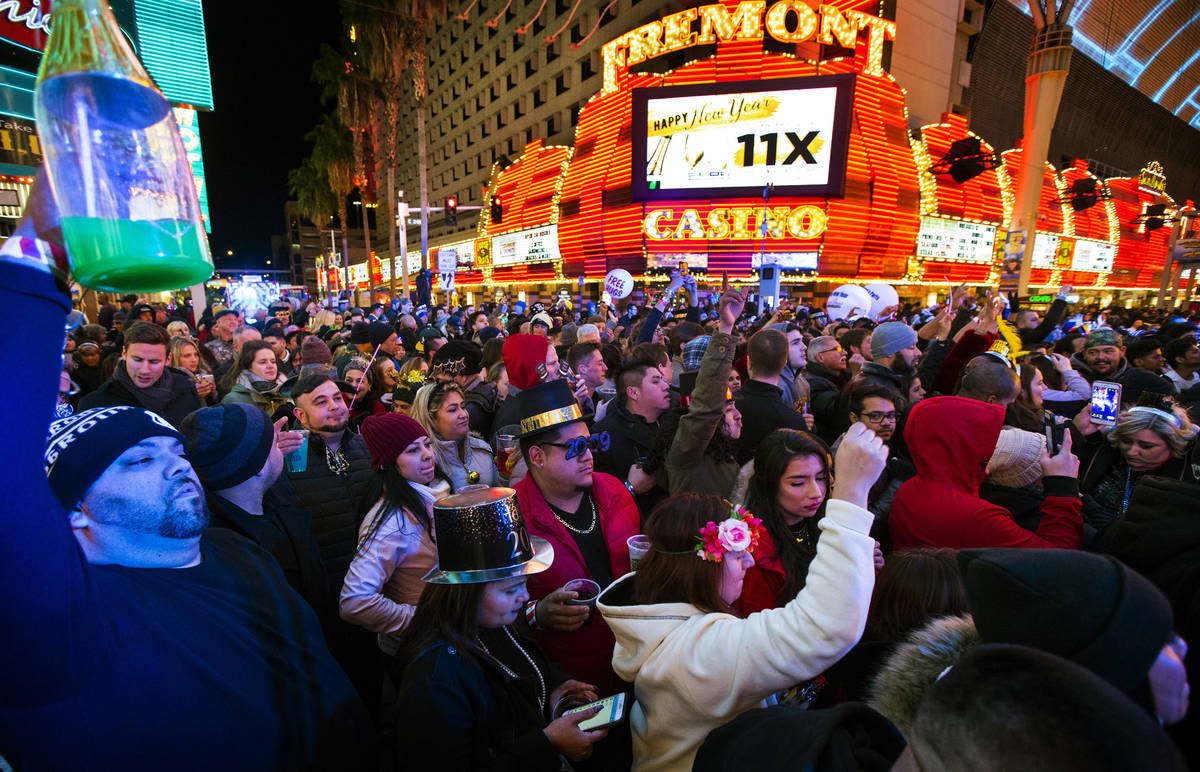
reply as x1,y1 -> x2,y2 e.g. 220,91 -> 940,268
166,321 -> 191,338
169,337 -> 208,374
410,380 -> 466,473
308,308 -> 338,332
1108,404 -> 1198,457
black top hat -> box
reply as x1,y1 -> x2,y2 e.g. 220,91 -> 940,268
422,487 -> 554,584
515,379 -> 585,437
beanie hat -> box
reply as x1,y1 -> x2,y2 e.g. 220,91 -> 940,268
986,428 -> 1045,488
560,322 -> 579,347
1084,328 -> 1122,350
682,335 -> 712,372
339,356 -> 371,380
477,326 -> 502,345
361,413 -> 428,470
432,340 -> 483,377
299,335 -> 332,367
503,333 -> 552,390
368,321 -> 395,349
180,404 -> 275,490
531,312 -> 554,330
45,406 -> 184,510
1116,368 -> 1174,404
349,322 -> 371,344
958,548 -> 1174,692
871,321 -> 919,360
398,327 -> 419,353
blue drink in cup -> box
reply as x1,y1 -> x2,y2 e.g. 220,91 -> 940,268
285,430 -> 310,473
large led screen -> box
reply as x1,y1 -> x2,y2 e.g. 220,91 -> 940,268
631,74 -> 855,202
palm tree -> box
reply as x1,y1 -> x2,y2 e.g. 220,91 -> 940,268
306,112 -> 356,301
287,157 -> 338,298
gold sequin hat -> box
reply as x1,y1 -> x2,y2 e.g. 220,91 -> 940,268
515,379 -> 585,438
422,486 -> 554,584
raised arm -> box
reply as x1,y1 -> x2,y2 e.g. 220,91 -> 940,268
0,173 -> 96,698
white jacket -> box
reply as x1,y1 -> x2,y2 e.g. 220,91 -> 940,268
597,499 -> 876,772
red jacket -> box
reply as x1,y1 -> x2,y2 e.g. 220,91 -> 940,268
514,472 -> 640,694
889,396 -> 1083,550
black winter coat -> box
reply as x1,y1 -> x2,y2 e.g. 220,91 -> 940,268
394,629 -> 568,771
804,362 -> 849,446
592,399 -> 665,513
735,379 -> 809,465
284,430 -> 373,597
77,366 -> 201,428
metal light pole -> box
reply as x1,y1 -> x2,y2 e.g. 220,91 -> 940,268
1013,1 -> 1075,298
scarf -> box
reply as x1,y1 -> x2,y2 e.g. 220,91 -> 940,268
411,477 -> 452,506
114,362 -> 174,416
237,369 -> 283,394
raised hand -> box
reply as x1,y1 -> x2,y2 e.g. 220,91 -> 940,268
831,422 -> 888,509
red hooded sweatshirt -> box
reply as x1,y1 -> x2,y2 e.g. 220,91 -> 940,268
889,396 -> 1083,550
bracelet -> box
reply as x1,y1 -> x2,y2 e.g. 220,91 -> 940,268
623,480 -> 636,497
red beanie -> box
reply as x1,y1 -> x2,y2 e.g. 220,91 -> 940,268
503,333 -> 551,390
361,413 -> 428,470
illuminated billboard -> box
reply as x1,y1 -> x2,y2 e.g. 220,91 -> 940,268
492,225 -> 560,266
632,74 -> 855,201
916,216 -> 997,263
1030,233 -> 1059,269
1072,238 -> 1116,272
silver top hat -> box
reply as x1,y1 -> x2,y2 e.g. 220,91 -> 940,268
422,486 -> 554,584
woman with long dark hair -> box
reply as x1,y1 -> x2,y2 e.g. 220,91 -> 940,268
394,488 -> 608,770
740,429 -> 835,615
340,414 -> 451,654
220,339 -> 290,417
597,424 -> 886,771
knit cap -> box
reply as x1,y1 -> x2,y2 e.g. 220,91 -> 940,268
477,326 -> 502,345
682,335 -> 712,372
361,413 -> 428,470
560,322 -> 579,347
299,335 -> 332,367
1084,327 -> 1122,350
45,406 -> 184,510
958,548 -> 1174,693
180,404 -> 275,490
871,321 -> 918,360
986,428 -> 1045,488
339,356 -> 371,380
349,321 -> 371,344
531,312 -> 554,330
503,333 -> 552,390
368,321 -> 395,348
432,340 -> 483,377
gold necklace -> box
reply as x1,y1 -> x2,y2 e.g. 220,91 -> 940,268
552,495 -> 597,535
325,445 -> 350,475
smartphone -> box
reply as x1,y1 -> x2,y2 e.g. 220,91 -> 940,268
1090,381 -> 1122,427
1043,419 -> 1064,455
565,693 -> 627,731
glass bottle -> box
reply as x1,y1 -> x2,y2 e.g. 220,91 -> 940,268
34,0 -> 212,292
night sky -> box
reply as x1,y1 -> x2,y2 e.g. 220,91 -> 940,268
197,4 -> 340,272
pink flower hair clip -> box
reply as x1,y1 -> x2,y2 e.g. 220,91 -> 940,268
695,505 -> 765,563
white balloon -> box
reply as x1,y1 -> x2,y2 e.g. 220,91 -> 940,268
825,284 -> 873,321
604,268 -> 634,299
863,282 -> 899,319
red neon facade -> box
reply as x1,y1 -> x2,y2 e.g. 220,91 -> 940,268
1000,146 -> 1064,288
1106,177 -> 1175,289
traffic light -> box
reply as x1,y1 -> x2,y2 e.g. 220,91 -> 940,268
490,195 -> 503,225
444,196 -> 457,227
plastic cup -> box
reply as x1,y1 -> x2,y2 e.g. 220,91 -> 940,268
627,535 -> 651,571
284,430 -> 310,473
596,385 -> 617,403
564,578 -> 601,607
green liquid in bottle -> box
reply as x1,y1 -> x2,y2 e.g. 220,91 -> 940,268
60,216 -> 211,292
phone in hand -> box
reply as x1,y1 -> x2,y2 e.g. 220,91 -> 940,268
1044,418 -> 1065,455
564,693 -> 627,731
1090,381 -> 1122,427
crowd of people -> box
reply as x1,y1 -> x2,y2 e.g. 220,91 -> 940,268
3,181 -> 1199,770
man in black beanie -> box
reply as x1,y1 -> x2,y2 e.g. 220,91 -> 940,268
181,404 -> 330,616
334,321 -> 374,372
899,644 -> 1186,771
368,320 -> 402,366
958,548 -> 1188,726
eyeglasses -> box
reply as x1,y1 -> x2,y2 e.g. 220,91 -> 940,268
540,432 -> 611,460
860,411 -> 898,424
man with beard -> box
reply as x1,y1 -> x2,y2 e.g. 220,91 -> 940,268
1070,328 -> 1128,383
78,320 -> 202,428
511,379 -> 640,697
1,188 -> 369,766
286,372 -> 379,712
854,321 -> 919,394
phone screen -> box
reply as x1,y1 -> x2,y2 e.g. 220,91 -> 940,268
565,693 -> 626,731
1090,381 -> 1122,427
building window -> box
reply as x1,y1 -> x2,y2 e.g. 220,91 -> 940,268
581,56 -> 595,80
556,71 -> 568,95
